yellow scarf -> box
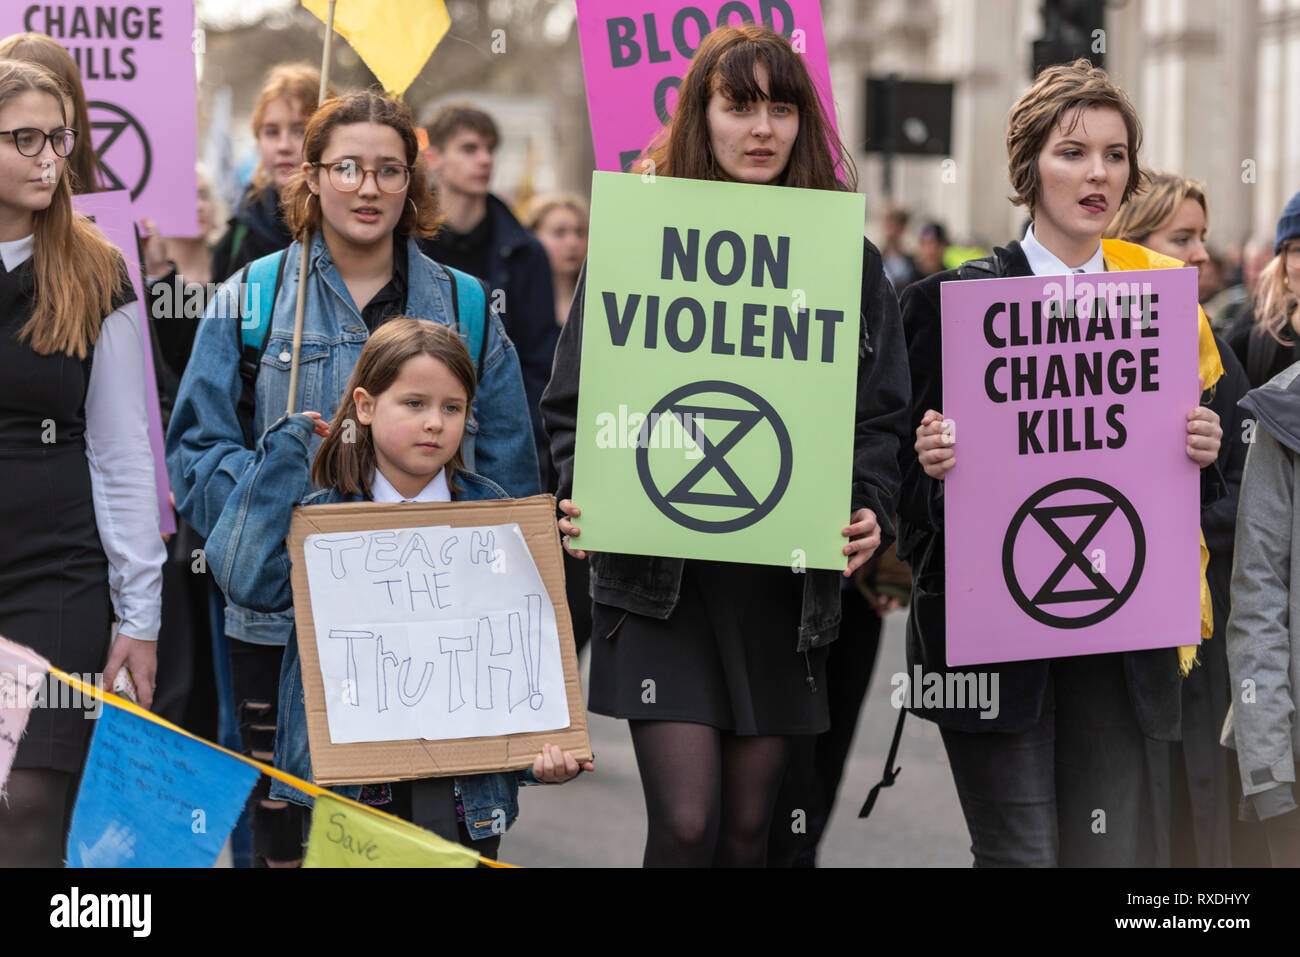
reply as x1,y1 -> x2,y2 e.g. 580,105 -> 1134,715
1100,239 -> 1223,675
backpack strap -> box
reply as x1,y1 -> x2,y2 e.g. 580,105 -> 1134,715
443,265 -> 489,379
235,249 -> 288,446
229,221 -> 250,269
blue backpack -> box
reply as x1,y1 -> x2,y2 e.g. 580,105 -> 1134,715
234,250 -> 489,446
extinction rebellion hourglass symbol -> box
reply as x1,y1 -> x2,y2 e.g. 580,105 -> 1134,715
1002,477 -> 1146,629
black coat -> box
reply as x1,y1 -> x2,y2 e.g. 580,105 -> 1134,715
419,194 -> 558,455
897,240 -> 1226,740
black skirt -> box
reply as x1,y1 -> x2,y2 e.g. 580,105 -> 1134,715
587,559 -> 830,735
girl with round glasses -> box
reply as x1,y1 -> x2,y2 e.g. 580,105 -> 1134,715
0,58 -> 163,866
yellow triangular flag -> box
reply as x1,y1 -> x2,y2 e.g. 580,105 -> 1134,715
303,792 -> 480,868
302,0 -> 450,96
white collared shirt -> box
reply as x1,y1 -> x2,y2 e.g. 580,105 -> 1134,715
2,233 -> 164,641
1021,223 -> 1106,276
369,468 -> 452,503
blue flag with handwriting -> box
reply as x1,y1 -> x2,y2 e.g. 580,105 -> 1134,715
67,704 -> 259,867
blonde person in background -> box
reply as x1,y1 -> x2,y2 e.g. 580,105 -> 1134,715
1106,172 -> 1262,867
522,192 -> 589,329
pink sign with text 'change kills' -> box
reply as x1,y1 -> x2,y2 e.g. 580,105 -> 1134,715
575,0 -> 837,173
3,0 -> 198,236
940,268 -> 1202,666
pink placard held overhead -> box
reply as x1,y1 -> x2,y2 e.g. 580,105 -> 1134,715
73,188 -> 175,535
940,268 -> 1202,667
4,1 -> 198,236
575,0 -> 837,173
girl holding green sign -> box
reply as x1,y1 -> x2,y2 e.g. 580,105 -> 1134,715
543,24 -> 911,867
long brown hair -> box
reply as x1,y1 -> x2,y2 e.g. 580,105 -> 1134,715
0,32 -> 102,194
313,319 -> 477,499
642,25 -> 855,191
249,62 -> 334,191
284,90 -> 442,243
0,59 -> 124,357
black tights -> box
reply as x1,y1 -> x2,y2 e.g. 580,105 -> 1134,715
629,720 -> 791,867
0,768 -> 77,867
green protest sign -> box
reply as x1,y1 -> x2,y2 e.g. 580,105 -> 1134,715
572,171 -> 865,569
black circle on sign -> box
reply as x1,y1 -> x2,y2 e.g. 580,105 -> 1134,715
635,379 -> 793,534
1001,477 -> 1146,629
89,101 -> 153,201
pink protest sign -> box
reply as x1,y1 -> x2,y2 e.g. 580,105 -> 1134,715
73,188 -> 175,535
575,0 -> 837,173
5,1 -> 198,236
940,268 -> 1202,666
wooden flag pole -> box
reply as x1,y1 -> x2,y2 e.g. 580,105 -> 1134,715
286,0 -> 337,416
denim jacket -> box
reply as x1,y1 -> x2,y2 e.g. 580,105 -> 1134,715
539,239 -> 911,652
203,413 -> 535,838
165,232 -> 540,647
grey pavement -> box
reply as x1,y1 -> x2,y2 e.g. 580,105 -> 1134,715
502,609 -> 972,867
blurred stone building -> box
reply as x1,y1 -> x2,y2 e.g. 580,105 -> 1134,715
829,0 -> 1294,252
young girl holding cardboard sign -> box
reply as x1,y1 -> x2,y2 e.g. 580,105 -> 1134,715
204,319 -> 591,862
902,60 -> 1224,867
543,25 -> 911,867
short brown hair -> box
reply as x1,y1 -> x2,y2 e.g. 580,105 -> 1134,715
1104,171 -> 1208,244
283,91 -> 443,242
313,319 -> 477,498
249,63 -> 335,190
425,102 -> 499,151
1006,59 -> 1145,216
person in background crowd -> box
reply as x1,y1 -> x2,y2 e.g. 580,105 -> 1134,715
523,191 -> 592,655
902,59 -> 1224,867
0,58 -> 163,866
0,33 -> 102,194
418,102 -> 558,476
1105,170 -> 1263,867
880,206 -> 918,289
1200,250 -> 1227,305
523,192 -> 588,330
1226,192 -> 1300,388
209,63 -> 334,283
1213,236 -> 1282,332
543,24 -> 910,868
914,220 -> 948,277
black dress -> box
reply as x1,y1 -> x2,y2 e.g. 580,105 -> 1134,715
587,559 -> 831,735
0,256 -> 133,772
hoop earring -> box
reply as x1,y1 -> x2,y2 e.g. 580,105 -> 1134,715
408,197 -> 418,219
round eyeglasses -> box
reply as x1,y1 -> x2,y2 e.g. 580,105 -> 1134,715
314,159 -> 411,194
0,127 -> 76,157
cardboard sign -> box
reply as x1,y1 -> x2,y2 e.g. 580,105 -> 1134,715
941,268 -> 1202,666
575,0 -> 836,173
287,495 -> 591,786
571,171 -> 863,569
73,188 -> 174,535
6,0 -> 198,235
303,792 -> 479,869
66,703 -> 259,867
